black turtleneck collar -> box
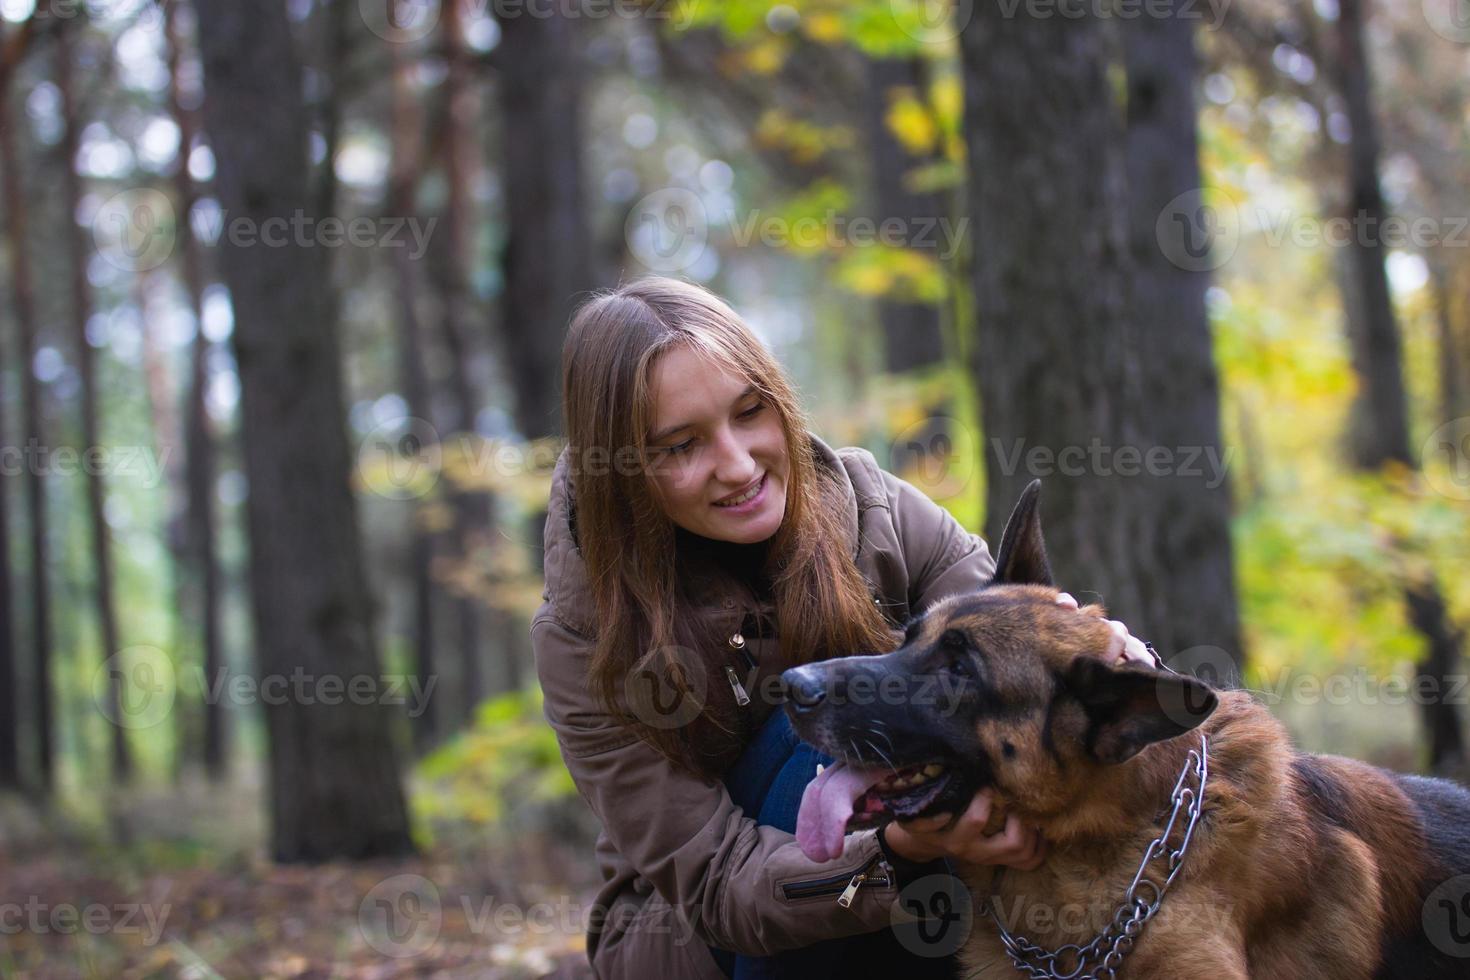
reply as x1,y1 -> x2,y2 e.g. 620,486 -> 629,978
674,524 -> 774,599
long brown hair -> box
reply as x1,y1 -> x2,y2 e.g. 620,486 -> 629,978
561,275 -> 897,776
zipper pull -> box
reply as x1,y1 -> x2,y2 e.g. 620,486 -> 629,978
724,665 -> 751,706
837,869 -> 869,908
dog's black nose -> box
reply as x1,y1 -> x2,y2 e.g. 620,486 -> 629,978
780,667 -> 826,711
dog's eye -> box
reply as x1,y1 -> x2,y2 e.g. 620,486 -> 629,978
946,656 -> 976,679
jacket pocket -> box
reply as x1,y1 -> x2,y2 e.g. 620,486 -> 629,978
778,854 -> 890,905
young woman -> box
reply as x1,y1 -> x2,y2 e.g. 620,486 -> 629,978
532,276 -> 1152,978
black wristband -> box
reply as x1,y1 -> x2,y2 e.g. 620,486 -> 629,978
876,822 -> 947,884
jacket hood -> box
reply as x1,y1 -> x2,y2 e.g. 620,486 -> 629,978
539,431 -> 860,637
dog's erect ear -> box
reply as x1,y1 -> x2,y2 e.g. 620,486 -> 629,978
1064,657 -> 1217,765
989,479 -> 1054,587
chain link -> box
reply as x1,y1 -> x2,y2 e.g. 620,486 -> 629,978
982,730 -> 1209,980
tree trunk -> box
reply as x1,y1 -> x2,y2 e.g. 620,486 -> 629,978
1123,12 -> 1243,676
192,0 -> 413,860
863,56 -> 946,375
166,0 -> 226,779
389,37 -> 439,749
959,10 -> 1148,629
437,0 -> 488,717
1428,255 -> 1468,425
0,34 -> 53,791
1405,580 -> 1467,775
495,0 -> 591,441
1333,0 -> 1411,469
1329,0 -> 1465,772
58,19 -> 132,780
0,23 -> 17,789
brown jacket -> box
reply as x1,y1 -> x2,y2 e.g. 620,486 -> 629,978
531,432 -> 996,978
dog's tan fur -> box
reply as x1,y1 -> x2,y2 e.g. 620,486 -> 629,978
909,587 -> 1438,980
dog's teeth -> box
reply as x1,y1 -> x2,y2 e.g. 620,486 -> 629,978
922,764 -> 943,777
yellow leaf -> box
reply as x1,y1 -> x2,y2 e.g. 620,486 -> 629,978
885,89 -> 937,155
802,11 -> 845,44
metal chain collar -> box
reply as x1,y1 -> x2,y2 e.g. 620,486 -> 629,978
982,660 -> 1210,980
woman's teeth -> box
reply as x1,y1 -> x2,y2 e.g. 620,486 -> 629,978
714,475 -> 763,507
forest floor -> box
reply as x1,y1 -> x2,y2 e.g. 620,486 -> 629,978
0,774 -> 604,979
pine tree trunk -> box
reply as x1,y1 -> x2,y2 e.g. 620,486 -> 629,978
390,38 -> 439,749
192,0 -> 414,860
3,21 -> 55,792
495,0 -> 591,441
58,20 -> 132,781
166,0 -> 226,779
1123,12 -> 1243,676
960,10 -> 1148,628
0,21 -> 17,788
864,56 -> 946,375
1329,0 -> 1465,772
1334,0 -> 1411,469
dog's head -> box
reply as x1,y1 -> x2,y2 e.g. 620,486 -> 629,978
781,480 -> 1218,861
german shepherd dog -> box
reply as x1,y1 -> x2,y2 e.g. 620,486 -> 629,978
782,481 -> 1470,979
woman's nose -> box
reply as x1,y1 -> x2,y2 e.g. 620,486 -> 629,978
710,428 -> 757,484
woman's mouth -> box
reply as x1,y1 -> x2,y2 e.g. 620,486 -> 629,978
713,474 -> 766,511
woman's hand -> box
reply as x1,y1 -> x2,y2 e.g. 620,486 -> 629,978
1054,591 -> 1153,667
882,788 -> 1046,870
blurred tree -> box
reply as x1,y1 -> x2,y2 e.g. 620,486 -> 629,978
495,0 -> 592,443
1,13 -> 52,793
59,16 -> 132,782
388,37 -> 439,750
1124,12 -> 1243,671
1328,0 -> 1464,773
1332,0 -> 1410,470
864,55 -> 945,374
165,0 -> 226,780
192,0 -> 414,859
960,10 -> 1150,630
436,0 -> 488,716
0,18 -> 17,791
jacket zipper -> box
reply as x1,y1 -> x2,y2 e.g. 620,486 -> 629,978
726,625 -> 758,707
780,853 -> 890,905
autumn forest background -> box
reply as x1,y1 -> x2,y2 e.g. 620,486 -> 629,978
0,0 -> 1468,975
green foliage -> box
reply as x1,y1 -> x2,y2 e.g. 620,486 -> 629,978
411,689 -> 576,833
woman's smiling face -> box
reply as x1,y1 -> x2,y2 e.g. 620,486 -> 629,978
644,345 -> 789,544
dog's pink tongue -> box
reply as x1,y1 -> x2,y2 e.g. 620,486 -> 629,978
795,761 -> 884,862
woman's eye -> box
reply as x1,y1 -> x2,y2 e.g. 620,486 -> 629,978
666,439 -> 695,456
738,402 -> 763,419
